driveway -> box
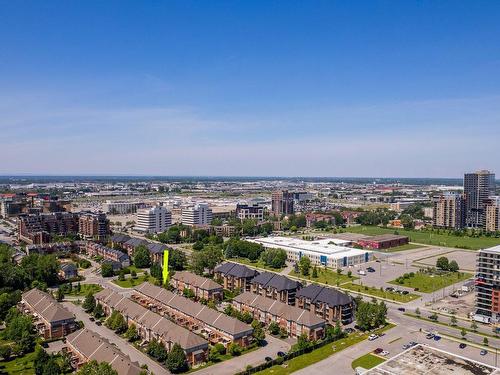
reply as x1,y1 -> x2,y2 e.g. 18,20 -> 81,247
192,335 -> 291,375
63,302 -> 170,375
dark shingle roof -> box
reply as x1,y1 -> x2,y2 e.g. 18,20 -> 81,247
296,284 -> 352,307
251,272 -> 300,292
124,238 -> 148,248
111,233 -> 132,244
147,242 -> 168,254
215,262 -> 259,278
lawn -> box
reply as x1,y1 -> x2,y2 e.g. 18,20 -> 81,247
63,283 -> 103,296
288,268 -> 357,286
0,351 -> 36,374
388,271 -> 472,293
343,226 -> 500,250
341,282 -> 420,303
231,257 -> 285,272
256,324 -> 396,375
112,275 -> 151,288
351,353 -> 386,370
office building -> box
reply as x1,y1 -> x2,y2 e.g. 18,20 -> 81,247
135,205 -> 172,233
271,190 -> 294,216
236,203 -> 264,222
475,245 -> 500,322
464,170 -> 496,228
485,197 -> 500,232
78,211 -> 109,241
181,203 -> 213,226
104,200 -> 146,214
432,193 -> 465,229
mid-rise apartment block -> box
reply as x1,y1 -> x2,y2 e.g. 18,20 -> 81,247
78,211 -> 109,241
135,205 -> 172,233
236,203 -> 264,222
432,193 -> 465,229
181,203 -> 213,226
485,197 -> 500,233
475,245 -> 500,322
271,190 -> 294,217
464,170 -> 496,228
18,212 -> 79,244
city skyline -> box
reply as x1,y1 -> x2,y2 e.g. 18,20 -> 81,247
2,1 -> 500,176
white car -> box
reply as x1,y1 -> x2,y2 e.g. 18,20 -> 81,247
381,351 -> 389,356
368,334 -> 379,341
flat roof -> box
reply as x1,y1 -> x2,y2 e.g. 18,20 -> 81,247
364,344 -> 500,375
250,237 -> 371,260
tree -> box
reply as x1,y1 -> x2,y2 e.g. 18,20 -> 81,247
415,307 -> 421,317
169,248 -> 187,271
268,321 -> 280,335
56,287 -> 64,302
134,245 -> 151,268
34,346 -> 50,375
0,345 -> 11,361
146,339 -> 168,362
125,324 -> 140,342
448,260 -> 459,272
429,312 -> 438,321
356,300 -> 388,331
150,262 -> 162,280
260,248 -> 287,269
191,245 -> 223,275
101,263 -> 114,277
299,256 -> 311,276
251,320 -> 265,344
3,309 -> 36,354
183,288 -> 195,299
471,321 -> 478,332
436,256 -> 449,271
461,328 -> 467,339
93,303 -> 104,319
450,315 -> 457,326
77,360 -> 118,375
312,265 -> 318,278
112,312 -> 127,333
166,343 -> 188,373
83,293 -> 96,313
228,342 -> 242,356
292,333 -> 311,352
484,337 -> 489,346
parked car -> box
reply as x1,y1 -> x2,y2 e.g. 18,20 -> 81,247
402,344 -> 410,350
433,335 -> 441,341
409,341 -> 417,347
373,348 -> 383,354
368,334 -> 379,341
397,307 -> 406,312
459,343 -> 467,349
426,333 -> 435,339
381,351 -> 389,356
367,267 -> 376,272
402,291 -> 409,295
480,350 -> 488,356
277,351 -> 286,357
265,357 -> 272,362
345,328 -> 355,334
89,317 -> 95,322
358,270 -> 367,276
96,321 -> 102,326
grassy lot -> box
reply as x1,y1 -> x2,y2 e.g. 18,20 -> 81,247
341,283 -> 420,302
256,324 -> 396,375
289,268 -> 357,286
112,275 -> 150,288
231,257 -> 285,272
351,353 -> 386,370
63,283 -> 103,296
0,351 -> 36,374
342,226 -> 500,250
385,243 -> 425,252
388,271 -> 472,293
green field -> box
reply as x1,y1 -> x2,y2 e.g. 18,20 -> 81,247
0,351 -> 36,374
388,272 -> 472,293
256,324 -> 396,375
64,283 -> 103,296
289,268 -> 357,286
231,257 -> 285,272
112,275 -> 150,288
343,226 -> 500,250
341,282 -> 420,302
351,353 -> 386,370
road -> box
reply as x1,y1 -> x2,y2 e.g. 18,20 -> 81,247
64,301 -> 171,375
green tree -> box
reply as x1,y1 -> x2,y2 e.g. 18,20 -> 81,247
166,343 -> 188,373
83,293 -> 96,313
415,307 -> 421,317
461,328 -> 467,339
34,346 -> 50,375
133,245 -> 151,268
146,339 -> 168,362
56,287 -> 65,302
169,248 -> 187,271
448,260 -> 459,272
436,256 -> 449,271
3,309 -> 36,354
292,333 -> 311,352
251,320 -> 266,344
450,315 -> 457,326
268,321 -> 280,335
77,360 -> 118,375
299,256 -> 311,276
101,263 -> 114,277
484,337 -> 489,346
93,303 -> 104,319
471,321 -> 478,332
125,324 -> 140,342
227,342 -> 242,356
312,265 -> 318,278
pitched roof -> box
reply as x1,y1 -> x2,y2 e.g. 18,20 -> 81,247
22,288 -> 74,323
296,284 -> 352,307
234,292 -> 325,328
66,328 -> 142,375
171,271 -> 222,291
146,242 -> 168,254
214,262 -> 259,278
110,233 -> 132,244
134,282 -> 253,338
251,272 -> 301,292
60,263 -> 77,272
124,238 -> 149,248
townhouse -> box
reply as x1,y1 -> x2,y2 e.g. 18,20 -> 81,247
295,284 -> 354,325
250,272 -> 301,305
95,288 -> 208,365
65,328 -> 143,375
214,262 -> 259,292
20,288 -> 77,339
170,271 -> 223,301
233,292 -> 325,340
133,282 -> 253,348
83,241 -> 130,268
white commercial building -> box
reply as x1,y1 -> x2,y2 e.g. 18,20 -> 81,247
181,203 -> 213,226
135,205 -> 172,233
250,236 -> 373,269
104,200 -> 146,214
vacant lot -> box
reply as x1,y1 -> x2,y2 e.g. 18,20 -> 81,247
343,226 -> 500,250
352,353 -> 386,370
231,257 -> 285,272
388,272 -> 473,293
341,282 -> 420,303
289,268 -> 357,286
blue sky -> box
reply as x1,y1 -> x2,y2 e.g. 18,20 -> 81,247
1,0 -> 499,177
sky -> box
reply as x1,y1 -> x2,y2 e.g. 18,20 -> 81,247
1,0 -> 500,177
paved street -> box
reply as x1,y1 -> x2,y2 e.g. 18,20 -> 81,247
63,302 -> 170,375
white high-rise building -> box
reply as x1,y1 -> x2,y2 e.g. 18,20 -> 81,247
135,205 -> 172,233
181,203 -> 213,226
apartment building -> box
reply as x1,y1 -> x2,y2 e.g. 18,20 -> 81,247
475,245 -> 500,323
485,197 -> 500,232
236,203 -> 264,222
271,190 -> 294,217
181,203 -> 213,226
133,282 -> 253,347
170,271 -> 223,301
464,170 -> 496,228
65,329 -> 143,375
214,262 -> 259,292
432,193 -> 466,229
95,289 -> 209,365
295,284 -> 354,325
20,289 -> 77,339
135,205 -> 172,234
250,272 -> 301,305
18,212 -> 79,244
233,292 -> 325,340
104,200 -> 146,214
78,211 -> 109,241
